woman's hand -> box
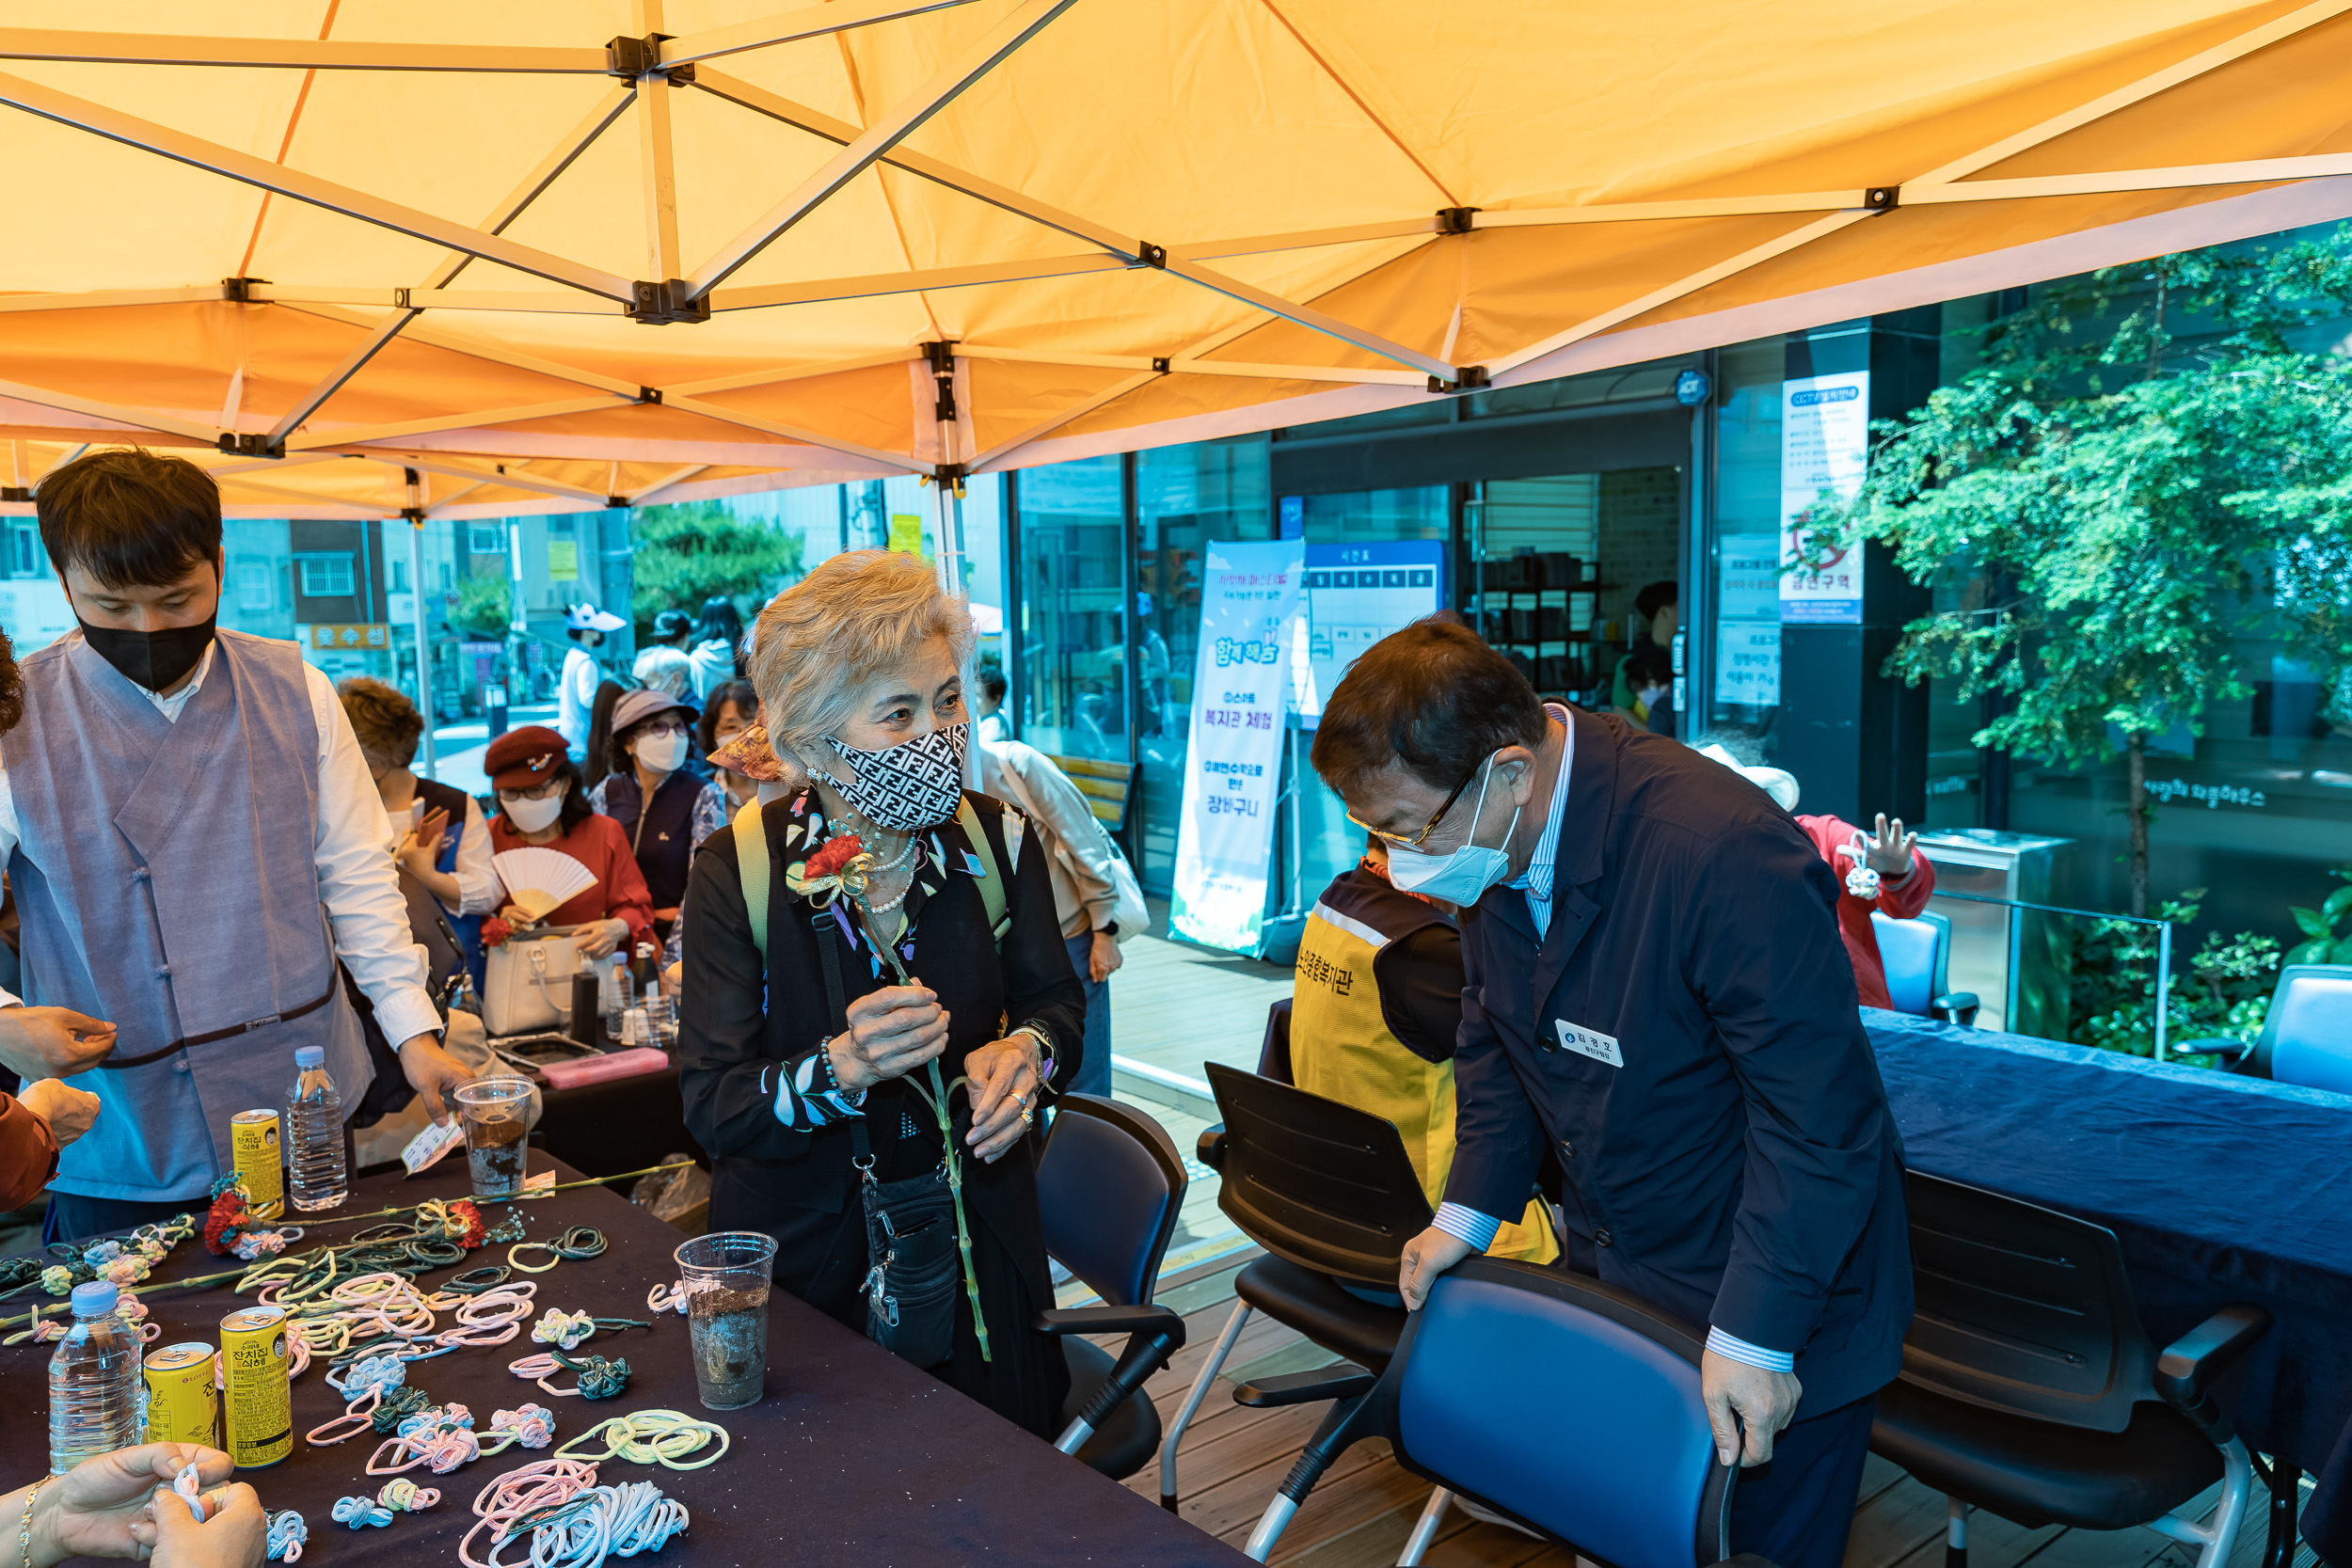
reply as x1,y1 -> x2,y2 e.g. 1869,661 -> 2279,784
964,1034 -> 1042,1164
1857,813 -> 1917,879
827,986 -> 949,1092
574,918 -> 631,959
18,1076 -> 101,1146
1088,930 -> 1123,983
146,1479 -> 265,1568
26,1443 -> 231,1564
402,808 -> 450,868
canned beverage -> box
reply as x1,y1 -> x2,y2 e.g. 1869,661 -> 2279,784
229,1110 -> 284,1219
218,1307 -> 290,1467
144,1342 -> 219,1449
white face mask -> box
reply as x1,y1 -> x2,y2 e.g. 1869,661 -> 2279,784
635,730 -> 691,774
503,789 -> 564,833
1385,756 -> 1521,905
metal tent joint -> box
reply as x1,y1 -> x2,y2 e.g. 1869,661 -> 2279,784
605,34 -> 695,85
628,281 -> 707,324
1427,364 -> 1490,395
921,340 -> 958,422
1865,186 -> 1899,210
0,487 -> 29,503
219,276 -> 272,304
635,387 -> 663,404
1135,242 -> 1168,269
400,507 -> 425,523
1437,206 -> 1482,235
605,494 -> 628,508
217,432 -> 284,458
1151,356 -> 1171,373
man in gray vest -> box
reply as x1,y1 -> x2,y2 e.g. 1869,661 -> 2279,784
0,449 -> 472,1241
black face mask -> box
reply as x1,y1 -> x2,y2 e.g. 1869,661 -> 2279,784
77,615 -> 217,693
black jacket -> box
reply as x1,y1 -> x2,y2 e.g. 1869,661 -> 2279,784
1448,708 -> 1912,1414
675,791 -> 1088,1259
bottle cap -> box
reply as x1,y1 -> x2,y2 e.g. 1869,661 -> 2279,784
294,1046 -> 326,1069
72,1280 -> 119,1315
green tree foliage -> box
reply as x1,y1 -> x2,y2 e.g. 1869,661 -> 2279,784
449,572 -> 512,639
2284,866 -> 2352,966
1825,241 -> 2352,915
2066,889 -> 2280,1061
629,500 -> 803,628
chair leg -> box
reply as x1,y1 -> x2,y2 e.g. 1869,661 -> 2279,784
1945,1497 -> 1969,1568
1398,1488 -> 1451,1567
1157,1301 -> 1251,1512
2150,1437 -> 2256,1568
1243,1393 -> 1369,1561
2264,1458 -> 2301,1568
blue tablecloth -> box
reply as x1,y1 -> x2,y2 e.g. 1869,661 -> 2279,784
1866,1010 -> 2352,1565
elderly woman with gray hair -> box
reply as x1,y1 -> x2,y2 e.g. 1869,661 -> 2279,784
675,549 -> 1086,1435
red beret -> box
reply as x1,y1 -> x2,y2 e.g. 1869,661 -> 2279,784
483,725 -> 569,790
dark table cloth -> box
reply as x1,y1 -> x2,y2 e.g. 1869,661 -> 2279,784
1866,1009 -> 2352,1565
0,1155 -> 1245,1566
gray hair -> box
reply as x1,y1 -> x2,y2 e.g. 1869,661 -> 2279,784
748,549 -> 975,783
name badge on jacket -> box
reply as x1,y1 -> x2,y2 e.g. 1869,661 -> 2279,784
1554,1020 -> 1624,1068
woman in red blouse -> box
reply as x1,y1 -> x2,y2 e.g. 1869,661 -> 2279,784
481,726 -> 655,959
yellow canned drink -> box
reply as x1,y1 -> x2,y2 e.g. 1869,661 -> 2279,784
144,1342 -> 219,1449
229,1110 -> 284,1219
218,1307 -> 290,1467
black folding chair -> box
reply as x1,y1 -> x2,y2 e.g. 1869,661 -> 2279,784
1240,1255 -> 1775,1568
1157,1060 -> 1434,1540
1036,1093 -> 1190,1479
1873,1172 -> 2272,1568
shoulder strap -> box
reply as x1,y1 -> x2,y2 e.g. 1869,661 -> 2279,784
956,797 -> 1009,949
732,799 -> 771,960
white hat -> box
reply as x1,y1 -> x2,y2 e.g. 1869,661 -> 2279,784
1698,743 -> 1801,813
564,603 -> 626,633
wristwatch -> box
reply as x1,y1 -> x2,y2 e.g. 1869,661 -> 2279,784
1099,922 -> 1119,937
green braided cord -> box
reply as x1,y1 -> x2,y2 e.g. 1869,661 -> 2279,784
372,1386 -> 433,1433
906,1064 -> 990,1364
440,1266 -> 512,1294
552,1352 -> 630,1401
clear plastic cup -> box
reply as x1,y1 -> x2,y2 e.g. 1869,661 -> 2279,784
453,1078 -> 533,1200
674,1231 -> 777,1410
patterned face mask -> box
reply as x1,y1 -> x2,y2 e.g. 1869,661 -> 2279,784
816,721 -> 969,831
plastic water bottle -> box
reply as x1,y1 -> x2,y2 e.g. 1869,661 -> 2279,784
286,1044 -> 348,1212
49,1281 -> 143,1473
642,974 -> 675,1049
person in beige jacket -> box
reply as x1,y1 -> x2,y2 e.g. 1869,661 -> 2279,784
977,738 -> 1128,1097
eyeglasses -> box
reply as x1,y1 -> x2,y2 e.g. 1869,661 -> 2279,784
496,780 -> 565,802
1346,759 -> 1485,848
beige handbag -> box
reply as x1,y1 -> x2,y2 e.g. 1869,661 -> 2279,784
482,927 -> 583,1038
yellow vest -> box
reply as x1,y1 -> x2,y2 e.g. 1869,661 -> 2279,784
1290,873 -> 1558,1266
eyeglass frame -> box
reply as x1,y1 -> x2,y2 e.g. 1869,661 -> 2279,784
1346,754 -> 1489,848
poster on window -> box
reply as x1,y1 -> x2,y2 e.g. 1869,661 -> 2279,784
1778,371 -> 1869,624
1171,539 -> 1307,954
1715,623 -> 1781,707
1293,540 -> 1446,727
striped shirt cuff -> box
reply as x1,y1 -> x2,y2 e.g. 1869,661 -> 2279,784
1706,1326 -> 1795,1373
1431,1203 -> 1503,1253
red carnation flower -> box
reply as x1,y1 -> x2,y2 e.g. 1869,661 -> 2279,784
483,917 -> 513,948
447,1199 -> 487,1249
202,1190 -> 249,1256
803,834 -> 866,879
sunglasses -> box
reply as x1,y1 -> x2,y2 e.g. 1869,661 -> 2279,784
1346,759 -> 1485,848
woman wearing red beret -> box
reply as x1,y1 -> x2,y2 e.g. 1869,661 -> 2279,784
482,725 -> 655,961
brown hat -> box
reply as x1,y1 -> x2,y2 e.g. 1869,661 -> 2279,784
484,725 -> 569,790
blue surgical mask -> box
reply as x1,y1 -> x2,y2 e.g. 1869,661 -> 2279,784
1385,756 -> 1520,904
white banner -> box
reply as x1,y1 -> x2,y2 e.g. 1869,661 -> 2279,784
1171,539 -> 1306,953
1779,370 -> 1869,624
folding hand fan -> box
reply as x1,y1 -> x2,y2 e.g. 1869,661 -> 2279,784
491,847 -> 598,922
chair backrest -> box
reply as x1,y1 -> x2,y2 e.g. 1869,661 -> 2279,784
1257,998 -> 1294,1085
1899,1170 -> 2153,1433
1046,752 -> 1135,832
1037,1093 -> 1187,1308
1205,1061 -> 1433,1284
2258,964 -> 2352,1095
1384,1258 -> 1732,1568
1870,910 -> 1949,1018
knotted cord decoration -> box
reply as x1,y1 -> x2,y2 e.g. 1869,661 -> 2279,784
457,1457 -> 600,1568
307,1352 -> 407,1446
507,1227 -> 607,1275
367,1402 -> 483,1474
264,1510 -> 307,1562
171,1462 -> 206,1521
3,1294 -> 157,1348
370,1385 -> 433,1434
532,1308 -> 596,1350
377,1479 -> 440,1513
8,1213 -> 199,1298
517,1480 -> 689,1568
330,1496 -> 393,1529
508,1350 -> 630,1400
555,1411 -> 730,1471
479,1403 -> 557,1454
203,1172 -> 287,1257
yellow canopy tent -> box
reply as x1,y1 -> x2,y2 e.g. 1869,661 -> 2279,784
5,0 -> 2352,537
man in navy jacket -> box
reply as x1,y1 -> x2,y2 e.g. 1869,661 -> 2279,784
1310,618 -> 1910,1568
